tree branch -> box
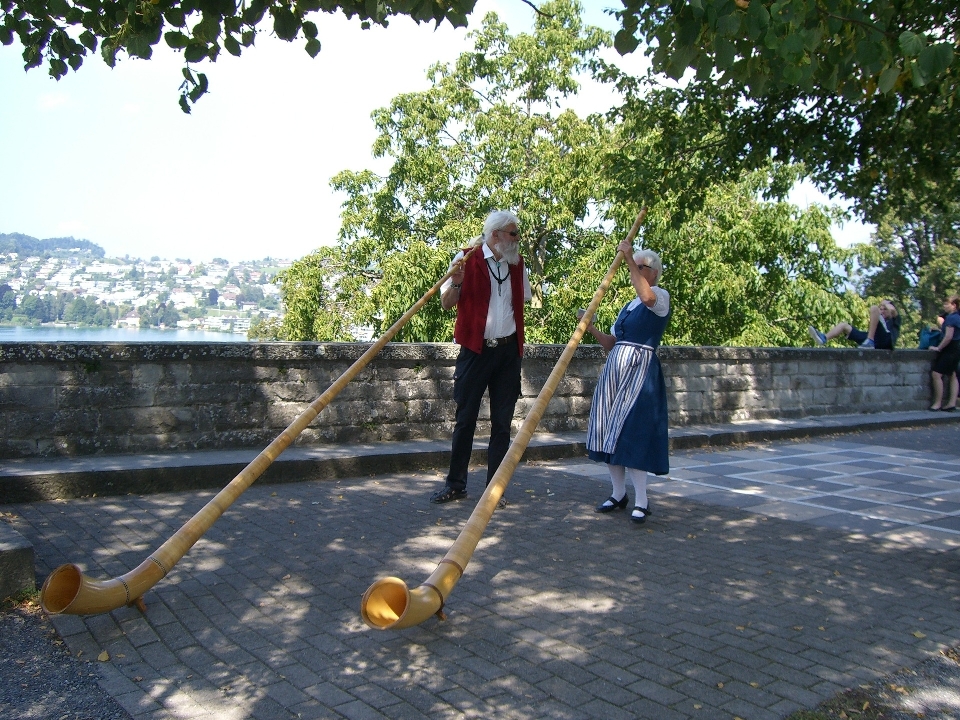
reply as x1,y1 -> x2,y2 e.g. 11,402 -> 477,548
518,0 -> 551,18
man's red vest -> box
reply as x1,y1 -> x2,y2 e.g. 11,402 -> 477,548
454,246 -> 525,357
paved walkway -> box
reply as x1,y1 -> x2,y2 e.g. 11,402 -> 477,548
5,415 -> 960,719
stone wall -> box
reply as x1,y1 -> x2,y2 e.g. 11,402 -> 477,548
0,342 -> 933,458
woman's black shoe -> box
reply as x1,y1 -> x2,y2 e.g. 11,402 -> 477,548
631,506 -> 652,524
595,494 -> 628,513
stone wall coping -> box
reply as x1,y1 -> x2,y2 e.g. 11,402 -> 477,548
0,341 -> 931,363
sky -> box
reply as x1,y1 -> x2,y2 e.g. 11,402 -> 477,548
0,1 -> 871,263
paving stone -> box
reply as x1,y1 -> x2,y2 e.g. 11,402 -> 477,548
11,426 -> 960,720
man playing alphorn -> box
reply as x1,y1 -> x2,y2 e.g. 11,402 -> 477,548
430,210 -> 532,506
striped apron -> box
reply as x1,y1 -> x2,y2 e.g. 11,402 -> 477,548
586,341 -> 653,455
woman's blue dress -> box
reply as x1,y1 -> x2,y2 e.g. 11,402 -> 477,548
586,297 -> 670,474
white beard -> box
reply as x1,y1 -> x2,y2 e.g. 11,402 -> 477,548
495,239 -> 521,266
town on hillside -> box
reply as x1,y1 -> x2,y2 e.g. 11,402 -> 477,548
0,233 -> 290,336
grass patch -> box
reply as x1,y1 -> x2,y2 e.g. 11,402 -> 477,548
1,587 -> 41,614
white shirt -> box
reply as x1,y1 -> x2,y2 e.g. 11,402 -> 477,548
443,243 -> 532,340
610,287 -> 670,332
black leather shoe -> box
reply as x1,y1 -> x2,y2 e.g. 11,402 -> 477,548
631,506 -> 652,524
595,494 -> 628,513
431,487 -> 467,503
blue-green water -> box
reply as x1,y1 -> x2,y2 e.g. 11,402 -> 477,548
0,326 -> 251,343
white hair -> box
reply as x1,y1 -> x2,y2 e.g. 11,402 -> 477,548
634,249 -> 663,283
466,211 -> 521,264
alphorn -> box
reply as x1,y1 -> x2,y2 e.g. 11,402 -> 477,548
41,246 -> 480,616
360,208 -> 648,630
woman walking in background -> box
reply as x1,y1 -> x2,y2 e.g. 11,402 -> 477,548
578,240 -> 670,524
929,295 -> 960,412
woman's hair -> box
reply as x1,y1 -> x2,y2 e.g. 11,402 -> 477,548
634,249 -> 663,284
467,210 -> 519,247
947,295 -> 960,312
882,299 -> 898,317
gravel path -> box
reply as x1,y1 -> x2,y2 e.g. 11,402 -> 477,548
0,601 -> 131,720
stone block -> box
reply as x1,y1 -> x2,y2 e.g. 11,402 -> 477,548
0,522 -> 35,600
0,385 -> 56,410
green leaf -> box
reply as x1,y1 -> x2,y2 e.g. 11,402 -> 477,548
918,43 -> 954,79
184,43 -> 208,63
79,30 -> 97,51
716,13 -> 740,37
782,63 -> 803,84
47,0 -> 70,17
305,37 -> 321,58
746,0 -> 769,37
878,66 -> 900,94
179,94 -> 191,114
614,29 -> 640,55
909,58 -> 927,86
899,31 -> 924,58
0,26 -> 12,46
779,33 -> 805,63
715,38 -> 735,70
302,21 -> 318,39
272,8 -> 300,42
855,40 -> 882,67
841,80 -> 861,101
224,34 -> 241,56
164,8 -> 186,27
164,31 -> 190,49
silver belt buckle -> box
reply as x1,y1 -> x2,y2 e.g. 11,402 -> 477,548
485,337 -> 498,348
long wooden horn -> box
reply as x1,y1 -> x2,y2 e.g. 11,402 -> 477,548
41,246 -> 480,616
360,208 -> 648,630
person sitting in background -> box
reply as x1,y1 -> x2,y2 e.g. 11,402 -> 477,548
809,299 -> 901,349
929,295 -> 960,412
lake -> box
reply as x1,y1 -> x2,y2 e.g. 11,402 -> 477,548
0,326 -> 252,343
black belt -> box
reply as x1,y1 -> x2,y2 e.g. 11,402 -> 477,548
484,333 -> 516,348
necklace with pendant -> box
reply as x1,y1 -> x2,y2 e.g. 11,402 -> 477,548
487,258 -> 509,296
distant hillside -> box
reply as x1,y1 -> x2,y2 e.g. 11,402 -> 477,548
0,232 -> 105,257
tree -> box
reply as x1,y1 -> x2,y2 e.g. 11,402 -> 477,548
0,282 -> 15,320
276,0 -> 614,343
615,0 -> 956,98
268,1 -> 858,348
652,164 -> 862,347
1,0 -> 477,112
271,246 -> 354,341
611,1 -> 960,224
853,197 -> 960,341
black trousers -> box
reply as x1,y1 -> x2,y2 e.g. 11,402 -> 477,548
445,342 -> 522,492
